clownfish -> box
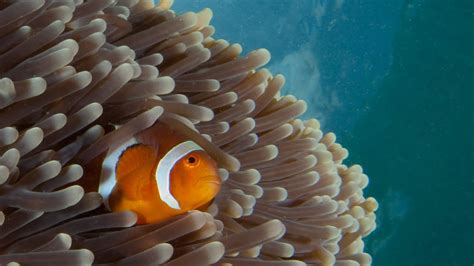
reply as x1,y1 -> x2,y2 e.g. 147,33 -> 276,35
83,122 -> 221,224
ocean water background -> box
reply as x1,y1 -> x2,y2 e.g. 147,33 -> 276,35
171,1 -> 473,265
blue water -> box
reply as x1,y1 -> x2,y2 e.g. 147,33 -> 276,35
174,0 -> 401,133
172,1 -> 473,265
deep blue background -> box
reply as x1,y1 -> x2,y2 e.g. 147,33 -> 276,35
170,1 -> 473,265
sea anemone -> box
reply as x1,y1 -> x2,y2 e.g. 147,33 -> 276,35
0,0 -> 378,265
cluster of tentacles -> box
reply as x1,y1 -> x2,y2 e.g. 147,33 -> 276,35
0,0 -> 378,265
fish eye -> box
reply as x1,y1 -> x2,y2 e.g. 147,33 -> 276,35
184,154 -> 199,167
187,156 -> 196,164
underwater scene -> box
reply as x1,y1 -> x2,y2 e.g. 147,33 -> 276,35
173,0 -> 474,265
0,0 -> 471,265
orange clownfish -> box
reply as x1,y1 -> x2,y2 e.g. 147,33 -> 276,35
91,122 -> 221,224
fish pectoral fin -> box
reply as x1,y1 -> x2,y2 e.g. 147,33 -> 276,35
114,144 -> 157,200
109,185 -> 141,210
116,143 -> 156,183
113,168 -> 150,201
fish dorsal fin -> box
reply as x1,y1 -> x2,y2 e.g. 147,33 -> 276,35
116,144 -> 157,183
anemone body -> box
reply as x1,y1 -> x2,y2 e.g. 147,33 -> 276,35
0,1 -> 377,265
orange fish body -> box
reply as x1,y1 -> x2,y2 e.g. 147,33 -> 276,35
84,123 -> 221,224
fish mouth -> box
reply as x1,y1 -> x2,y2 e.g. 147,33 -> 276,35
195,176 -> 221,187
204,180 -> 221,186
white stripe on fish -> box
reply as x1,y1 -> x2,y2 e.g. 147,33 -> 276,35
155,140 -> 204,209
99,137 -> 138,209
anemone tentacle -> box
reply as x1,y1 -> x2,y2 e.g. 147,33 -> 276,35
0,1 -> 377,265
